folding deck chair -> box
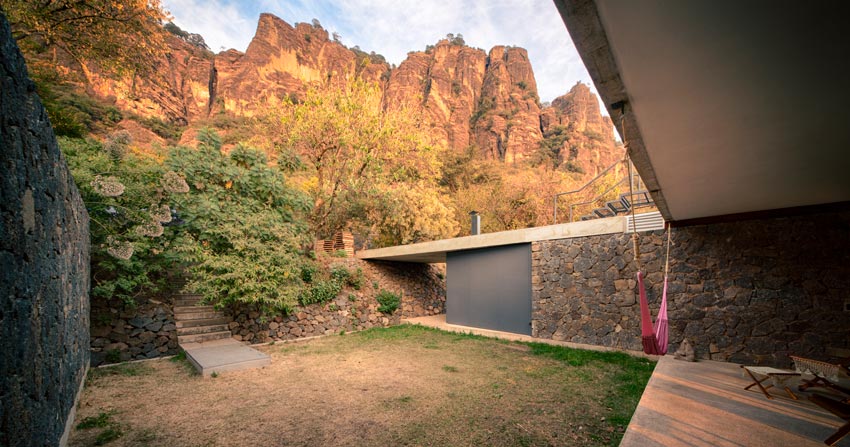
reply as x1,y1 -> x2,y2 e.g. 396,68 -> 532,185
791,356 -> 850,403
809,394 -> 850,446
741,365 -> 800,400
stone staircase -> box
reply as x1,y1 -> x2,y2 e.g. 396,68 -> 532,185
579,190 -> 655,221
173,294 -> 232,345
172,292 -> 271,376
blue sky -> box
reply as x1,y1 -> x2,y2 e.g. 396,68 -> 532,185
163,0 -> 600,105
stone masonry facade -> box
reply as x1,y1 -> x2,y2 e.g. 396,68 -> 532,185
90,258 -> 445,362
532,210 -> 850,367
1,13 -> 90,447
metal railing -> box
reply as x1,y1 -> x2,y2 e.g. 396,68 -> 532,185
552,158 -> 650,224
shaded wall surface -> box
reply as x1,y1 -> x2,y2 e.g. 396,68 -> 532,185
0,13 -> 90,447
532,210 -> 850,367
447,244 -> 532,335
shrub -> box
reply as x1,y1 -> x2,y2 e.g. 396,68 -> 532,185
348,268 -> 364,290
300,279 -> 342,306
330,265 -> 351,283
59,137 -> 182,306
167,131 -> 312,311
376,290 -> 400,314
300,263 -> 318,283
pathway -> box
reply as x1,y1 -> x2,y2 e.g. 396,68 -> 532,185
174,293 -> 270,376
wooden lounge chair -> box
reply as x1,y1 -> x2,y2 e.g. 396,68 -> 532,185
791,356 -> 850,403
741,365 -> 800,399
809,394 -> 850,446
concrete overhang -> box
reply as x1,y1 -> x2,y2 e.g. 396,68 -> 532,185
357,216 -> 626,263
554,0 -> 850,222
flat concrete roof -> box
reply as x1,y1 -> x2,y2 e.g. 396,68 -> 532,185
555,1 -> 850,221
357,215 -> 626,263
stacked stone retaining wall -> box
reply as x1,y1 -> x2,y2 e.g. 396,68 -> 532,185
90,258 -> 446,359
227,258 -> 446,343
532,210 -> 850,367
89,298 -> 179,366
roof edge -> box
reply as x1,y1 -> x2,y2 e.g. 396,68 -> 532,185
553,0 -> 673,221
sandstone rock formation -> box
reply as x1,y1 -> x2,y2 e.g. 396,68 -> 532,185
385,39 -> 487,151
540,82 -> 623,177
79,14 -> 622,173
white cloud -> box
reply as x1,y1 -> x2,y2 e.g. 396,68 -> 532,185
163,0 -> 605,108
164,0 -> 256,52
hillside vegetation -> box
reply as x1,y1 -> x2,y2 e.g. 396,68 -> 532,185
2,1 -> 627,308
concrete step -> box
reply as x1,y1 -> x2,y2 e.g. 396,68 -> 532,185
174,305 -> 216,314
173,298 -> 202,307
178,330 -> 232,344
176,317 -> 228,329
177,324 -> 229,336
182,338 -> 271,377
173,310 -> 222,321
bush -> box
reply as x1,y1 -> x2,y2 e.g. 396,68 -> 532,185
300,279 -> 342,306
167,131 -> 312,311
300,263 -> 318,283
330,265 -> 351,283
59,137 -> 181,306
332,249 -> 348,258
376,290 -> 400,314
349,268 -> 364,290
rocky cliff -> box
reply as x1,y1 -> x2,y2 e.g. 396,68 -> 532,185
83,13 -> 621,173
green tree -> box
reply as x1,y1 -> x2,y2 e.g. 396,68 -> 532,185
167,129 -> 312,311
1,0 -> 169,77
261,79 -> 454,245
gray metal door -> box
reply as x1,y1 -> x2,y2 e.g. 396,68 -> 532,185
446,243 -> 532,335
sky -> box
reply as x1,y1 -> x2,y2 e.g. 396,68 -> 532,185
163,0 -> 602,106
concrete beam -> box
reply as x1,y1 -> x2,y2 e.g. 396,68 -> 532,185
552,0 -> 673,222
357,216 -> 626,263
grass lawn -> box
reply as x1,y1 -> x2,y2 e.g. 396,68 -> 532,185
69,325 -> 655,447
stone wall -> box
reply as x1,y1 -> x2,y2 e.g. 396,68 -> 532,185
532,210 -> 850,367
227,258 -> 445,343
89,298 -> 178,366
0,13 -> 90,447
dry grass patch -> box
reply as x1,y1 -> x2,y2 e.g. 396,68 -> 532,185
69,325 -> 655,447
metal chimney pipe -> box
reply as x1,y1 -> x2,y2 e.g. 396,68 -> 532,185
470,211 -> 480,235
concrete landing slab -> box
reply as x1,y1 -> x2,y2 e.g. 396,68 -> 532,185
181,338 -> 270,377
622,356 -> 850,447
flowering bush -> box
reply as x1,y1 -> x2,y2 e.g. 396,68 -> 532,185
60,136 -> 185,306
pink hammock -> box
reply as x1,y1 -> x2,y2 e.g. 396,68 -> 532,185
638,271 -> 669,355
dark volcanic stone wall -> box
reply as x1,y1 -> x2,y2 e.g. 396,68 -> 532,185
0,13 -> 90,447
532,210 -> 850,367
90,298 -> 178,366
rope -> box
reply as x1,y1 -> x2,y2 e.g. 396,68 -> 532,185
622,107 -> 641,271
664,222 -> 672,278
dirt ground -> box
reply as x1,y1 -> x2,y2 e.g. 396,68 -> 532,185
69,325 -> 654,447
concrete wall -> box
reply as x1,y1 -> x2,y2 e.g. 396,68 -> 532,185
532,210 -> 850,367
0,13 -> 90,447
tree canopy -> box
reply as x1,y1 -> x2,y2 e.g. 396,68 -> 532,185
1,0 -> 169,76
260,79 -> 457,246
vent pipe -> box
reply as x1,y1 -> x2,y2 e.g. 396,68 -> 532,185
470,211 -> 481,235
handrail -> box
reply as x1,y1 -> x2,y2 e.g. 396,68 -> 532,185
552,158 -> 628,223
553,158 -> 625,198
567,177 -> 628,222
